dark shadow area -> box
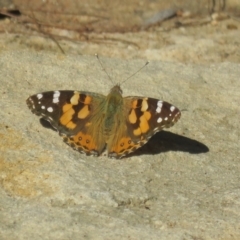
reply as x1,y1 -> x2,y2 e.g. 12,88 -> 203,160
40,118 -> 57,131
0,10 -> 21,20
129,130 -> 209,158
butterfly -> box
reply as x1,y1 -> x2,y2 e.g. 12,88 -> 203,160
26,84 -> 181,159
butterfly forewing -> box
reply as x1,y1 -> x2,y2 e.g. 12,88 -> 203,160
145,98 -> 181,133
27,90 -> 105,134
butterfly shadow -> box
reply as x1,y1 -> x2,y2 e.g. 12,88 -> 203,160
39,118 -> 209,158
40,118 -> 58,131
127,130 -> 209,158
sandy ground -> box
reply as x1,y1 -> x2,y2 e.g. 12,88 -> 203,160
0,10 -> 240,240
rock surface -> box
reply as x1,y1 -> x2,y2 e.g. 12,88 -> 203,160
0,50 -> 239,239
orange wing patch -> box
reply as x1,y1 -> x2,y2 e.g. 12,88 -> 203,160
62,103 -> 72,113
129,109 -> 137,124
60,94 -> 93,130
62,131 -> 99,156
141,98 -> 148,111
109,136 -> 147,158
70,92 -> 80,105
139,111 -> 151,133
129,98 -> 152,136
60,107 -> 76,129
131,110 -> 152,136
78,105 -> 90,119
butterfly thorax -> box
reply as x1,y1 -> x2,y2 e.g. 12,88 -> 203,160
103,85 -> 124,137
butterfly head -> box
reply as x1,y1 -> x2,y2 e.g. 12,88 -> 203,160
110,84 -> 122,95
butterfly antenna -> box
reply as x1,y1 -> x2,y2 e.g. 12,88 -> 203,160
95,54 -> 114,85
120,61 -> 149,86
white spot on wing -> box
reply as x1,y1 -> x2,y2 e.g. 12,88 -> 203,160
37,93 -> 43,100
170,106 -> 175,112
53,91 -> 60,104
156,101 -> 163,113
54,91 -> 60,97
53,98 -> 59,103
157,117 -> 162,123
47,107 -> 53,112
41,106 -> 45,109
